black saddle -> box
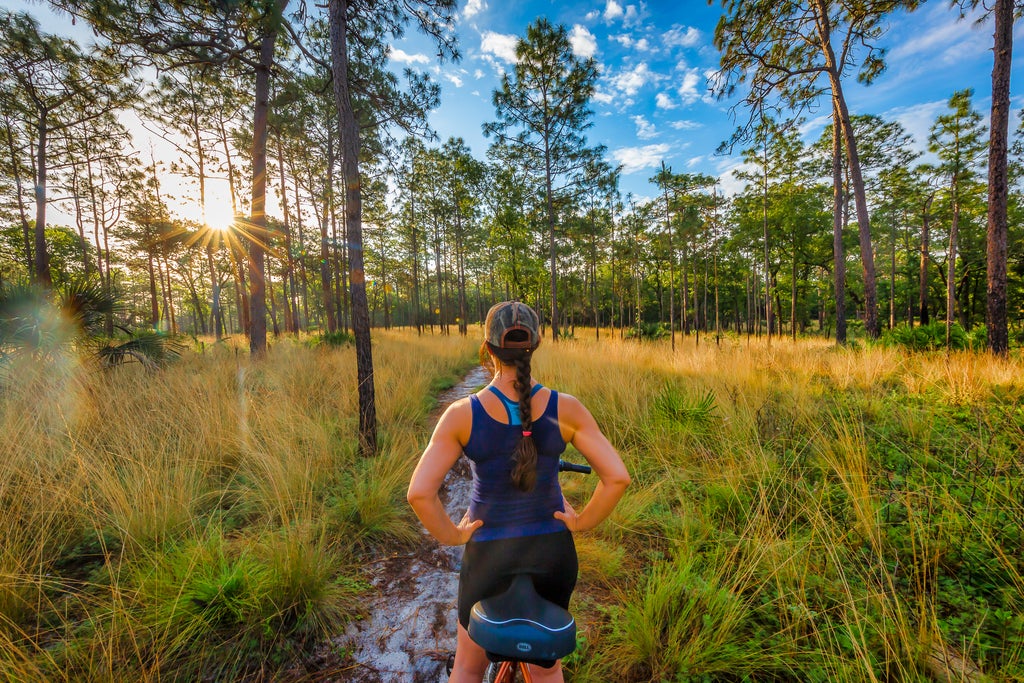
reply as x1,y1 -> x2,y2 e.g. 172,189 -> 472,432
467,574 -> 576,668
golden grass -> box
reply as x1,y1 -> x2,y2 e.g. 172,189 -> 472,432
0,329 -> 477,680
3,327 -> 1022,680
535,333 -> 1024,681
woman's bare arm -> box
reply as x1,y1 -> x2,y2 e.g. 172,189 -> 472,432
407,399 -> 483,545
553,394 -> 630,532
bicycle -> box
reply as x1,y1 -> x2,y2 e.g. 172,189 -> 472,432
467,459 -> 592,683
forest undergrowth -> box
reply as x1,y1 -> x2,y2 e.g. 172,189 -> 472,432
0,330 -> 478,682
544,334 -> 1023,683
1,329 -> 1022,682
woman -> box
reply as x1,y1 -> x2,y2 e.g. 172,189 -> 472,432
407,301 -> 630,683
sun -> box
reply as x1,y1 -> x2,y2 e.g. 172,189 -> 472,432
205,199 -> 236,232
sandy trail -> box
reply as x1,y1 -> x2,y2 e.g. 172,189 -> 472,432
339,365 -> 490,682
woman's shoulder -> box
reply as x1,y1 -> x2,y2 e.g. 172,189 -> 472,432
434,396 -> 474,442
441,395 -> 474,420
551,390 -> 589,422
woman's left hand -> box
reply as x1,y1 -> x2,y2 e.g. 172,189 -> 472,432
553,496 -> 581,532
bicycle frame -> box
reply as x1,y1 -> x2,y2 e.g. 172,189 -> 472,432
492,659 -> 532,682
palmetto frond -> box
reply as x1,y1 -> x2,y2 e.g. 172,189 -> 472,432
1,282 -> 181,374
97,331 -> 184,371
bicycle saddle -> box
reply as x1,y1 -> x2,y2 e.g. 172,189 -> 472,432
468,574 -> 576,667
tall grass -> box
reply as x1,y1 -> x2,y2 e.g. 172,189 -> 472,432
0,330 -> 476,680
536,334 -> 1024,682
5,326 -> 1020,681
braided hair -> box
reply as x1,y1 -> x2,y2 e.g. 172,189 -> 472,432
481,339 -> 539,492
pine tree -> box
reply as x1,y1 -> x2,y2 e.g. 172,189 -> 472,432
484,18 -> 599,341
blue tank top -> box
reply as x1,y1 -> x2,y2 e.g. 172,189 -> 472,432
463,385 -> 568,541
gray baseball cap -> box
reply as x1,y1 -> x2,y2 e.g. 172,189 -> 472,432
485,301 -> 541,349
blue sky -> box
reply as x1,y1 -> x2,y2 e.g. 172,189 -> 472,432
397,0 -> 1024,201
5,0 -> 1023,217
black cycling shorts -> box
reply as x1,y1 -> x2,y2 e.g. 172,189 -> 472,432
458,529 -> 578,629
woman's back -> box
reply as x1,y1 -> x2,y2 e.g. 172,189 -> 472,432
464,386 -> 566,541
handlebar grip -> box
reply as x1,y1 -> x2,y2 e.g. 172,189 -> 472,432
558,459 -> 592,474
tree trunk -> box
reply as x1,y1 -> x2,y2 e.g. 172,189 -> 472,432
661,167 -> 675,351
832,105 -> 847,344
544,140 -> 559,341
455,212 -> 467,336
320,132 -> 338,333
268,263 -> 281,337
681,242 -> 690,335
275,135 -> 298,335
410,184 -> 422,334
890,215 -> 897,330
812,0 -> 878,339
3,117 -> 34,274
986,0 -> 1012,356
247,15 -> 280,358
208,247 -> 223,339
292,171 -> 310,329
946,200 -> 960,348
148,251 -> 159,328
34,112 -> 51,287
330,0 -> 377,457
70,156 -> 89,276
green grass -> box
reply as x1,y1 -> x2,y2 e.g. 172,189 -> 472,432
533,335 -> 1024,682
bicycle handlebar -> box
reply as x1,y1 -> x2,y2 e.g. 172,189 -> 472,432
558,459 -> 591,474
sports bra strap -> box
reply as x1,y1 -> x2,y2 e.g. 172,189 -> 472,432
486,384 -> 544,425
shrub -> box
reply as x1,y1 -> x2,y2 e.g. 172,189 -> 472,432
626,322 -> 668,340
882,321 -> 972,351
313,330 -> 355,347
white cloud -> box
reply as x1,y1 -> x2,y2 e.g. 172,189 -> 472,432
481,30 -> 519,63
686,156 -> 705,168
632,114 -> 657,140
663,25 -> 701,49
462,0 -> 487,20
798,114 -> 832,141
669,119 -> 702,130
612,143 -> 671,174
389,48 -> 430,64
604,0 -> 624,22
677,68 -> 703,104
593,90 -> 615,105
888,3 -> 988,66
614,34 -> 651,52
473,69 -> 485,79
655,92 -> 676,110
585,9 -> 600,21
717,160 -> 752,197
885,100 -> 948,153
569,25 -> 598,58
623,4 -> 640,25
445,73 -> 464,88
610,62 -> 661,96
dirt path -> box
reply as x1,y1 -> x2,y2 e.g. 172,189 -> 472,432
338,365 -> 490,682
